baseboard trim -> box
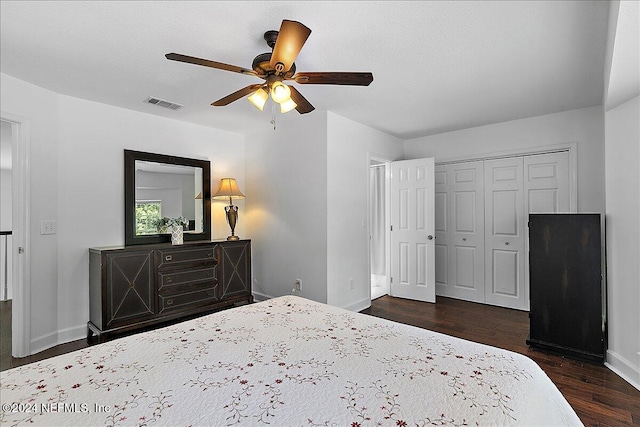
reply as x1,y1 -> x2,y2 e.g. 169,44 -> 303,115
252,291 -> 274,302
57,324 -> 86,345
30,324 -> 86,356
341,297 -> 371,313
605,349 -> 640,391
29,331 -> 59,356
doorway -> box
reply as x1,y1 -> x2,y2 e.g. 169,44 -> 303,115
369,157 -> 390,300
1,113 -> 30,358
1,120 -> 14,367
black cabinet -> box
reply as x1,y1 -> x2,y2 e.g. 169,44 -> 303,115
527,214 -> 605,363
88,240 -> 252,342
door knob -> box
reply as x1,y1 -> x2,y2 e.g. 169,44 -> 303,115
427,235 -> 434,240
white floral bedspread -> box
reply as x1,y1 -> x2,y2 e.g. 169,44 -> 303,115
1,296 -> 581,426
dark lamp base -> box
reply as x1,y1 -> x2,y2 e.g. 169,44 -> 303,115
227,235 -> 240,241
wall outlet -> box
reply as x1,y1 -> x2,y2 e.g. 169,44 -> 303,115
295,279 -> 302,291
40,220 -> 57,235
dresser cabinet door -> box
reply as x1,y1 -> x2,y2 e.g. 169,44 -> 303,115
104,249 -> 155,328
219,241 -> 251,299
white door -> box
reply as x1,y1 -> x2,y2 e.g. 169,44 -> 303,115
484,157 -> 526,310
523,151 -> 571,309
434,165 -> 451,297
448,161 -> 485,303
524,152 -> 571,214
391,158 -> 436,303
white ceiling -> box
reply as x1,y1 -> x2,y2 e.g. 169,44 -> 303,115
0,1 -> 610,139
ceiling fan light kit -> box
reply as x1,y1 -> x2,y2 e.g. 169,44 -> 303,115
270,81 -> 292,104
165,19 -> 373,119
247,87 -> 269,111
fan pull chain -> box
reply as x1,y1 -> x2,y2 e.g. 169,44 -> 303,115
270,102 -> 277,130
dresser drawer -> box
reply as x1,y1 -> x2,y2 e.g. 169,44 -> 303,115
158,267 -> 217,290
158,286 -> 219,312
156,246 -> 216,269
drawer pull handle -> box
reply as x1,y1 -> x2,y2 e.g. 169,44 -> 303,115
165,255 -> 173,261
505,242 -> 510,246
166,299 -> 174,306
207,252 -> 212,257
462,238 -> 467,241
166,277 -> 173,283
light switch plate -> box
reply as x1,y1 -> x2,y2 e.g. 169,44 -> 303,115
40,220 -> 56,235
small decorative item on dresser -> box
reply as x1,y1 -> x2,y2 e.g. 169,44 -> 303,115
212,178 -> 245,241
154,216 -> 188,245
171,225 -> 184,245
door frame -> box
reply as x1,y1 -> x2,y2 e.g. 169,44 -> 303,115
434,142 -> 577,212
2,112 -> 31,357
367,153 -> 392,301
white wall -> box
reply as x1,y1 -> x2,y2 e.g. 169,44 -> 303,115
326,112 -> 404,310
604,96 -> 640,389
245,112 -> 328,304
1,72 -> 245,352
404,106 -> 605,214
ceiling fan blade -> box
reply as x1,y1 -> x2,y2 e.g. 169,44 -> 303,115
270,20 -> 311,73
166,53 -> 257,76
212,84 -> 263,106
289,86 -> 315,114
292,72 -> 374,86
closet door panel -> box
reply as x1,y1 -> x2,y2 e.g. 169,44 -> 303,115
435,162 -> 484,303
450,162 -> 485,302
484,157 -> 526,310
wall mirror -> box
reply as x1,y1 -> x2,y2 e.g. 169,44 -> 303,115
124,150 -> 211,245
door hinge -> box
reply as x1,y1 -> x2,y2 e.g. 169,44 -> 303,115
390,277 -> 393,283
18,247 -> 24,254
390,225 -> 393,231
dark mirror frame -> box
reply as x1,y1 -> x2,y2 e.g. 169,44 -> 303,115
124,149 -> 211,246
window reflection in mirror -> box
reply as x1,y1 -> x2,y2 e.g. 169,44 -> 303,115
134,161 -> 204,236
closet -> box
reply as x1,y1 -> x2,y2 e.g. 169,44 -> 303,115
434,151 -> 571,310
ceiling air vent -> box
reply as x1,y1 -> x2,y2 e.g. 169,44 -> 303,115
144,96 -> 183,110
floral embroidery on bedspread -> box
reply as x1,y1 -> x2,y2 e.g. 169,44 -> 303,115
0,296 -> 581,426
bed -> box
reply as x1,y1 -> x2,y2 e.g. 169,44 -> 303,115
1,295 -> 581,426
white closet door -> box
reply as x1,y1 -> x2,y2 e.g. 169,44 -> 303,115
484,157 -> 526,310
435,162 -> 485,303
524,152 -> 571,214
391,158 -> 436,303
450,161 -> 485,302
523,151 -> 571,309
434,165 -> 451,297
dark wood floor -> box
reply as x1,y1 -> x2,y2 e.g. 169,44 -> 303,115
2,296 -> 639,425
362,295 -> 640,427
0,300 -> 88,371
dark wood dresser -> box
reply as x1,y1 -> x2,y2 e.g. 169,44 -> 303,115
88,240 -> 252,342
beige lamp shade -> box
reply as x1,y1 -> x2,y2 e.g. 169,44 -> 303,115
212,178 -> 245,200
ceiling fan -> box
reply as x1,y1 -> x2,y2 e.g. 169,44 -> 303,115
165,19 -> 373,114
